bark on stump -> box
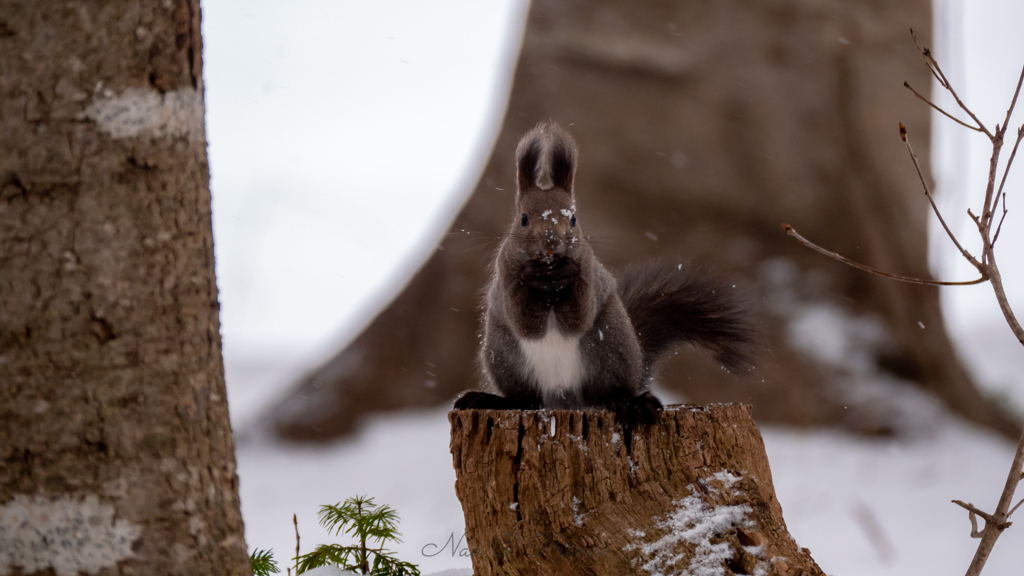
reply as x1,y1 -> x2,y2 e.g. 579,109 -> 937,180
450,405 -> 822,576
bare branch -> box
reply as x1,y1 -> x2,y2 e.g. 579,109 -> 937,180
905,82 -> 985,132
970,513 -> 983,538
963,427 -> 1024,575
992,125 -> 1024,245
986,256 -> 1024,347
968,208 -> 982,229
900,124 -> 984,268
910,29 -> 993,139
953,500 -> 998,523
993,208 -> 1009,246
910,28 -> 946,86
785,35 -> 1024,576
967,509 -> 983,538
1009,498 -> 1024,520
782,224 -> 987,286
999,65 -> 1024,140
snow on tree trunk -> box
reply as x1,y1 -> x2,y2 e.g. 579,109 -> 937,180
0,1 -> 249,575
450,405 -> 823,576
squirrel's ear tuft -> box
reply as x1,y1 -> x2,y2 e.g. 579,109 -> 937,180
515,121 -> 578,193
547,123 -> 577,192
516,131 -> 543,192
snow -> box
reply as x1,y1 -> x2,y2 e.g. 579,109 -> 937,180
763,418 -> 1024,574
200,0 -> 1024,575
624,487 -> 763,576
572,496 -> 585,525
234,404 -> 1024,576
234,408 -> 471,575
704,471 -> 741,493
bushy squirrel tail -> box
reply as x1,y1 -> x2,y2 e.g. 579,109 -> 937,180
618,259 -> 753,379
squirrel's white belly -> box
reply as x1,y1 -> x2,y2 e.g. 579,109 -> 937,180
518,311 -> 584,394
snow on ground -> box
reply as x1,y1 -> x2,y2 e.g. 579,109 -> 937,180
234,407 -> 471,575
765,421 -> 1024,575
206,1 -> 1024,574
233,400 -> 1024,576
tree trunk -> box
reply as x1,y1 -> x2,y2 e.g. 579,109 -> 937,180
449,404 -> 823,576
0,2 -> 249,575
272,0 -> 1020,441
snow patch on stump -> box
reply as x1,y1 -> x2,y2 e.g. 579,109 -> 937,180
625,479 -> 773,576
0,494 -> 141,576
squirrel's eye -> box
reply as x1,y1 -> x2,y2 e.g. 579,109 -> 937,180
570,215 -> 577,227
521,214 -> 528,226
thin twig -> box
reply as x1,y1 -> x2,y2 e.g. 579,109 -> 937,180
993,208 -> 1009,246
1009,498 -> 1024,519
968,208 -> 982,229
294,513 -> 300,576
905,81 -> 985,132
998,65 -> 1024,141
910,29 -> 993,138
953,500 -> 998,524
900,124 -> 984,268
969,513 -> 983,538
910,28 -> 947,87
782,224 -> 987,286
992,125 -> 1024,245
981,135 -> 1006,229
964,507 -> 983,539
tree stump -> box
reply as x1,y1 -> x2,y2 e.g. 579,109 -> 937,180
449,404 -> 823,576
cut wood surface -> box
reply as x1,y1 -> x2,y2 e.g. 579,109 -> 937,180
449,404 -> 823,575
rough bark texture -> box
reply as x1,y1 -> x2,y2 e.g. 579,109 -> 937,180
450,404 -> 823,576
0,2 -> 249,575
272,0 -> 1020,442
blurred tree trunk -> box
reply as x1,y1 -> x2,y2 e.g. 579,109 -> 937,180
0,2 -> 249,574
272,0 -> 1019,441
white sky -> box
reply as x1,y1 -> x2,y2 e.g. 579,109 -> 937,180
201,0 -> 1024,418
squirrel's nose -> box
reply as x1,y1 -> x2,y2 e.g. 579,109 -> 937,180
544,240 -> 565,256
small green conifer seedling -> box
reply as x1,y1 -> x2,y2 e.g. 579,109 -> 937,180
294,495 -> 420,575
250,548 -> 280,576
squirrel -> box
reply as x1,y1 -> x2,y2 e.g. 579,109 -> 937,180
453,121 -> 752,427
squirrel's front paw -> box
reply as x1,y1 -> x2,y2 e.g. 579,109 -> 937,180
454,391 -> 542,411
454,391 -> 511,411
613,391 -> 663,428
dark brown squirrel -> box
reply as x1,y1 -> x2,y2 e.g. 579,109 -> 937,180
453,121 -> 752,427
